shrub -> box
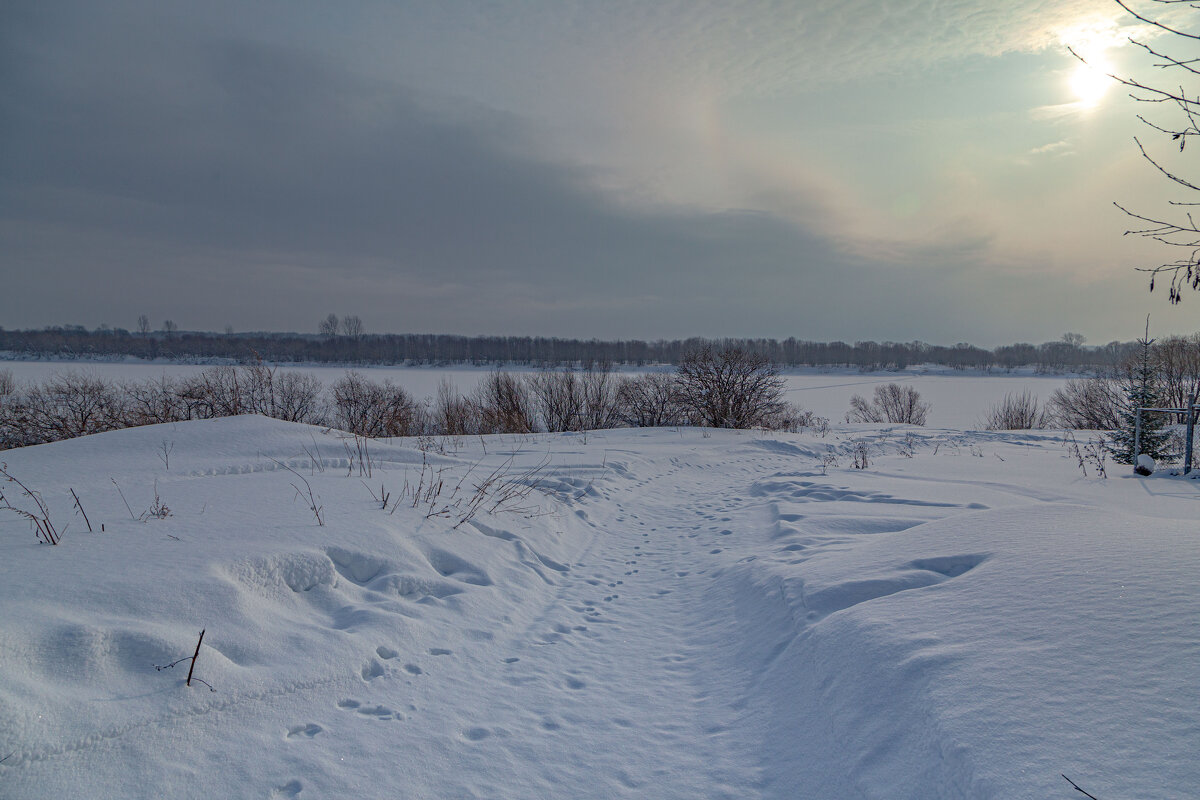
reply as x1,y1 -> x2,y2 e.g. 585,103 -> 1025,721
617,373 -> 685,427
472,371 -> 535,434
331,372 -> 421,437
433,378 -> 479,436
1046,377 -> 1123,430
846,383 -> 930,425
16,371 -> 125,443
981,390 -> 1047,430
675,346 -> 786,428
528,368 -> 583,432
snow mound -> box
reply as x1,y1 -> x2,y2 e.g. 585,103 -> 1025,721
1,420 -> 1197,799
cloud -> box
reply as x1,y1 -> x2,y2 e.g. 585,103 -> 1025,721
0,0 -> 1173,344
1029,140 -> 1074,155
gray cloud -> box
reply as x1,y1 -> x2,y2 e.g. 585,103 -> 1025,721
0,0 -> 1181,345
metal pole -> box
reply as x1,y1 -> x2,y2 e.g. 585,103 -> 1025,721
1186,394 -> 1196,475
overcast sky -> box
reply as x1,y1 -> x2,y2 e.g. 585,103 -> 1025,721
2,0 -> 1197,345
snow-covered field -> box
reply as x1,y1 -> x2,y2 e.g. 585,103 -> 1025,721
0,359 -> 1074,429
1,416 -> 1197,799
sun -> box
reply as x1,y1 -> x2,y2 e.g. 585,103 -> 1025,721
1059,20 -> 1124,108
1069,59 -> 1114,107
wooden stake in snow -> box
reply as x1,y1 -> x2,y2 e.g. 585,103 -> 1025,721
186,629 -> 205,688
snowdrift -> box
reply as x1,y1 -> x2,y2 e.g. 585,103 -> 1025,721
1,417 -> 1197,798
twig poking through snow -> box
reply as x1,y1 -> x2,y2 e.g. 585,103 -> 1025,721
270,458 -> 324,526
70,488 -> 92,532
155,629 -> 215,691
1061,774 -> 1102,800
112,478 -> 137,521
1,463 -> 60,545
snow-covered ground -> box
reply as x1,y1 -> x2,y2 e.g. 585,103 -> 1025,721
1,417 -> 1196,798
0,358 -> 1074,429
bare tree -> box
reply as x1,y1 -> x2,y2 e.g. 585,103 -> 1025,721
273,372 -> 326,424
319,314 -> 339,338
162,319 -> 178,337
618,373 -> 684,427
340,315 -> 364,339
675,346 -> 786,428
1075,1 -> 1200,301
1153,333 -> 1200,420
847,383 -> 930,425
137,314 -> 151,336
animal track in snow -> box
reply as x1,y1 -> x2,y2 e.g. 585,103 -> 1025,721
271,779 -> 303,798
285,723 -> 322,739
338,699 -> 402,720
361,659 -> 385,681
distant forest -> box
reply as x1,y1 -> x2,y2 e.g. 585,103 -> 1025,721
0,325 -> 1139,372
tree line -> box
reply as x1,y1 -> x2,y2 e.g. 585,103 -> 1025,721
0,348 -> 812,450
0,324 -> 1141,372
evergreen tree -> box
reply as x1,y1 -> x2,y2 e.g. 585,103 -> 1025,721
1109,330 -> 1173,466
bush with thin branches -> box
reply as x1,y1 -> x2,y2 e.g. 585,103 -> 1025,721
1046,376 -> 1124,430
846,383 -> 930,425
981,390 -> 1048,430
617,373 -> 685,427
675,346 -> 786,429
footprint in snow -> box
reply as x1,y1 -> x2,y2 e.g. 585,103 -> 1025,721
338,699 -> 401,720
271,779 -> 303,798
285,723 -> 323,739
361,659 -> 385,681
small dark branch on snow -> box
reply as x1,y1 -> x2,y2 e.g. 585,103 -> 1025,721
270,458 -> 324,525
1061,774 -> 1102,800
185,629 -> 204,687
0,751 -> 14,764
155,629 -> 214,691
70,488 -> 92,532
112,478 -> 137,521
1,463 -> 60,545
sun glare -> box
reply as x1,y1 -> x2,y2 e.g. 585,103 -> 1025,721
1069,60 -> 1114,107
1059,21 -> 1123,109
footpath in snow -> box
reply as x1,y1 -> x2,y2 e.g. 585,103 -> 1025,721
1,417 -> 1198,798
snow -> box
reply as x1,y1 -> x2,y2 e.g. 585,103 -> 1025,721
1,417 -> 1197,798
